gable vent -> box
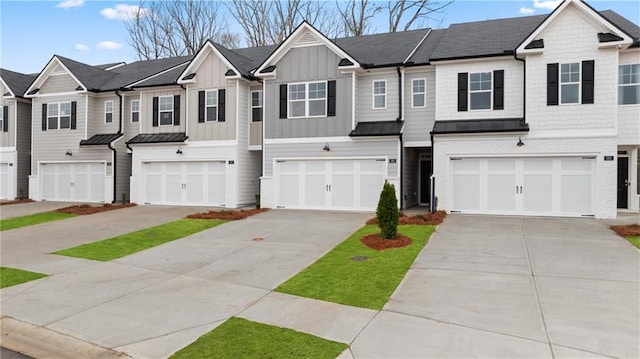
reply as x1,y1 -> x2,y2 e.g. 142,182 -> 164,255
51,64 -> 65,74
293,30 -> 321,48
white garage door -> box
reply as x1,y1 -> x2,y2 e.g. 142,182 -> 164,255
41,162 -> 106,203
450,157 -> 595,217
0,163 -> 11,200
276,159 -> 385,211
143,161 -> 226,206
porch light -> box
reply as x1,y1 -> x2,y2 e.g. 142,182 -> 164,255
176,147 -> 183,154
65,149 -> 73,156
516,137 -> 524,147
323,143 -> 330,152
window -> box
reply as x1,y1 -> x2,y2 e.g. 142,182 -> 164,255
560,63 -> 580,104
288,82 -> 326,118
619,64 -> 640,105
206,90 -> 218,121
412,78 -> 426,108
251,90 -> 263,122
47,102 -> 71,130
469,72 -> 491,110
131,100 -> 139,122
159,96 -> 173,125
0,106 -> 3,130
373,80 -> 386,109
105,101 -> 113,123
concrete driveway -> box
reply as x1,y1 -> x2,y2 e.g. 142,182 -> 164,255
352,215 -> 640,358
1,201 -> 77,220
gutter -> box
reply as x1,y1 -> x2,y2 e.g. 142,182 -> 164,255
513,51 -> 526,124
396,66 -> 404,210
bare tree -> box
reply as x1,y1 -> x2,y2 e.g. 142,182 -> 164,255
336,0 -> 384,37
227,0 -> 340,47
125,0 -> 232,59
387,0 -> 453,32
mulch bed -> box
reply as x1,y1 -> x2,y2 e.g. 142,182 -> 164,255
187,208 -> 269,220
361,233 -> 412,251
610,224 -> 640,238
56,203 -> 137,215
366,211 -> 447,225
0,199 -> 34,206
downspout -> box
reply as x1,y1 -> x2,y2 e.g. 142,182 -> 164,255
429,131 -> 435,213
513,51 -> 526,123
396,66 -> 404,209
109,90 -> 125,204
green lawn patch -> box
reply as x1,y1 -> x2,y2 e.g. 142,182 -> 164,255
628,236 -> 640,249
0,211 -> 76,231
170,317 -> 347,359
1,267 -> 48,288
276,224 -> 435,310
53,218 -> 226,261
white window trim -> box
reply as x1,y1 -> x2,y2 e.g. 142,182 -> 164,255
104,100 -> 113,123
131,99 -> 140,123
0,106 -> 3,129
287,81 -> 327,118
411,78 -> 426,108
469,72 -> 492,111
560,62 -> 581,105
251,90 -> 263,122
47,102 -> 72,130
618,63 -> 640,106
372,80 -> 387,110
205,89 -> 218,122
158,95 -> 174,126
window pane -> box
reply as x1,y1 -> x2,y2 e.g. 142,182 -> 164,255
374,95 -> 385,108
619,85 -> 640,105
413,93 -> 425,107
252,107 -> 263,122
289,84 -> 305,100
132,112 -> 139,122
159,97 -> 173,111
48,104 -> 58,116
105,102 -> 113,112
290,102 -> 305,117
373,81 -> 385,95
60,116 -> 71,129
470,92 -> 491,110
309,82 -> 326,99
206,106 -> 217,121
561,84 -> 579,104
105,113 -> 112,123
131,100 -> 139,112
309,99 -> 325,116
160,111 -> 173,125
48,117 -> 58,129
413,79 -> 425,93
60,103 -> 71,116
252,91 -> 262,106
206,91 -> 217,106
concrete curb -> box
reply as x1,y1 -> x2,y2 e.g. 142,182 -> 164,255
0,316 -> 132,359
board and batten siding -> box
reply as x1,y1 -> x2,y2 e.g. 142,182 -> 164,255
265,45 -> 353,139
617,52 -> 640,146
236,81 -> 261,204
249,84 -> 263,146
357,71 -> 400,122
404,69 -> 436,144
139,87 -> 186,134
123,94 -> 142,141
39,74 -> 80,94
187,51 -> 237,141
263,139 -> 400,178
0,98 -> 14,147
88,95 -> 120,135
16,101 -> 32,196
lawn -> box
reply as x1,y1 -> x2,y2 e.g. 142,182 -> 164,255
170,317 -> 347,359
1,267 -> 48,288
276,224 -> 435,310
628,236 -> 640,249
53,218 -> 226,261
0,211 -> 76,231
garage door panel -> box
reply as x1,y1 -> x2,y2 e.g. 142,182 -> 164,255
305,174 -> 326,207
146,174 -> 162,203
561,174 -> 591,214
453,174 -> 480,211
0,164 -> 9,199
487,174 -> 516,212
279,174 -> 299,207
331,174 -> 354,208
186,174 -> 204,203
523,174 -> 553,212
360,174 -> 383,209
40,162 -> 106,202
165,174 -> 182,203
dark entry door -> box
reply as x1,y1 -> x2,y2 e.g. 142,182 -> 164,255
420,160 -> 432,204
617,157 -> 629,209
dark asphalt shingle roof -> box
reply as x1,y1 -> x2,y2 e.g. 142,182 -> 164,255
407,29 -> 447,65
94,62 -> 125,70
432,118 -> 529,135
599,10 -> 640,45
100,56 -> 192,90
79,133 -> 122,146
55,55 -> 115,91
127,133 -> 188,144
130,63 -> 189,88
350,121 -> 404,137
215,43 -> 277,77
335,29 -> 431,67
1,68 -> 37,97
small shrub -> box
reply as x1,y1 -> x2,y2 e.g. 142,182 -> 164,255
376,181 -> 399,239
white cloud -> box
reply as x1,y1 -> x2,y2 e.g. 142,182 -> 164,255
520,7 -> 535,15
96,41 -> 122,50
56,0 -> 84,9
100,4 -> 146,20
74,43 -> 89,51
533,0 -> 562,10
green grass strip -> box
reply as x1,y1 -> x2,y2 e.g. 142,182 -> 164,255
627,236 -> 640,249
170,317 -> 348,359
53,218 -> 226,261
276,224 -> 435,310
1,267 -> 48,288
0,211 -> 76,231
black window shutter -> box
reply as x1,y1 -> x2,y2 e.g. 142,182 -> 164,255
173,95 -> 180,125
547,63 -> 559,106
42,103 -> 47,131
152,97 -> 159,127
70,101 -> 77,129
582,60 -> 594,104
457,73 -> 468,112
493,70 -> 504,110
198,91 -> 205,123
279,84 -> 287,119
218,89 -> 226,122
2,105 -> 8,132
327,80 -> 336,116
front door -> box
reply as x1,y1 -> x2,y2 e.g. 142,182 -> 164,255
617,157 -> 629,209
419,160 -> 431,205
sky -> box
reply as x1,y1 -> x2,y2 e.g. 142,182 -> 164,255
1,0 -> 639,74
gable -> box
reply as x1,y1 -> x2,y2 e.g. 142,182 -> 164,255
292,28 -> 322,48
39,73 -> 82,94
25,57 -> 85,96
178,41 -> 241,84
1,80 -> 11,97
